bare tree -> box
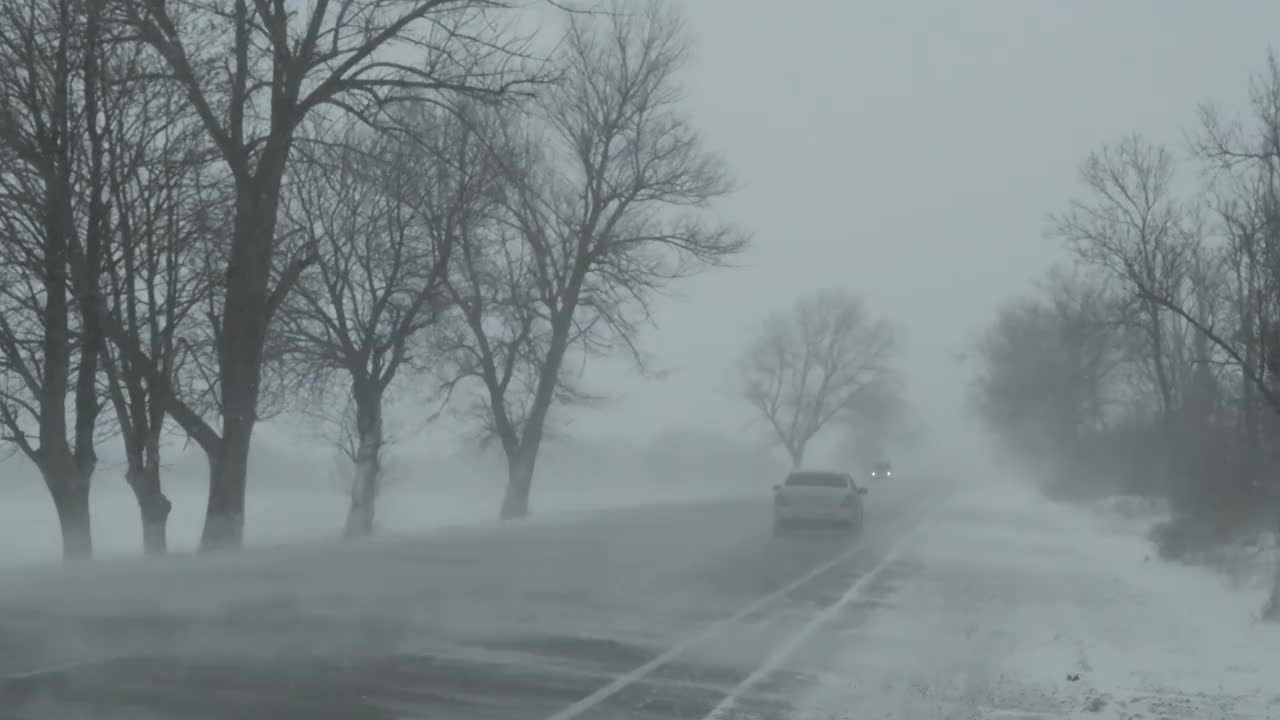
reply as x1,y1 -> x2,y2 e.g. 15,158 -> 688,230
96,50 -> 220,554
1188,54 -> 1280,417
101,0 -> 538,550
741,290 -> 896,468
1043,63 -> 1280,617
973,267 -> 1133,496
443,1 -> 746,519
1049,135 -> 1217,507
278,106 -> 488,538
1052,136 -> 1195,428
0,0 -> 112,559
1187,55 -> 1280,619
1214,175 -> 1271,485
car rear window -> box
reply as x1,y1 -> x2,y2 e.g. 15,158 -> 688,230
785,472 -> 849,488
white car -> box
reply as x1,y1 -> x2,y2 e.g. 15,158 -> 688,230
772,469 -> 868,535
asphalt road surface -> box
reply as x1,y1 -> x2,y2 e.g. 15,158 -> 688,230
0,480 -> 935,720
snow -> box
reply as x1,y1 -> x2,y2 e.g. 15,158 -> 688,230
0,427 -> 788,569
790,478 -> 1280,719
0,474 -> 759,571
0,483 -> 782,683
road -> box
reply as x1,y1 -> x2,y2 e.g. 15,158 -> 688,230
0,480 -> 934,720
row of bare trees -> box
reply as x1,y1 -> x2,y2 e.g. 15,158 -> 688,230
973,52 -> 1280,619
0,0 -> 746,560
739,289 -> 903,468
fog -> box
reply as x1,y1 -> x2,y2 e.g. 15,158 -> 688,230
5,1 -> 1280,718
0,431 -> 793,568
604,0 -> 1280,445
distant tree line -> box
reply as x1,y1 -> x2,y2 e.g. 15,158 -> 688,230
0,0 -> 748,558
972,52 -> 1280,619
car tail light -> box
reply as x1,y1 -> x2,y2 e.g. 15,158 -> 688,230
840,494 -> 854,507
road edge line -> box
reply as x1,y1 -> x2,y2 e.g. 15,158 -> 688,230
1,656 -> 121,683
700,500 -> 948,720
544,515 -> 889,720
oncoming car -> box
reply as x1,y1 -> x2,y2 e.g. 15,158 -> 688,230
870,461 -> 893,480
772,469 -> 868,535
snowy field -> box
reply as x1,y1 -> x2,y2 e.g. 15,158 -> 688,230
0,472 -> 763,571
0,429 -> 798,571
791,478 -> 1280,720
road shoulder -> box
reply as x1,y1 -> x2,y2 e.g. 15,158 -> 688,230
789,479 -> 1280,719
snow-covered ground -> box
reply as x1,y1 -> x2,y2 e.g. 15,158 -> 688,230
0,427 -> 791,570
791,478 -> 1280,720
0,477 -> 760,571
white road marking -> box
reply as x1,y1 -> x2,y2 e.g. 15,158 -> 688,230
1,656 -> 120,682
545,507 -> 934,720
700,505 -> 941,720
977,710 -> 1064,718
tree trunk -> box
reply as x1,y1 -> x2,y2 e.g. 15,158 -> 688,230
202,337 -> 260,551
200,192 -> 277,551
500,445 -> 537,520
1266,564 -> 1280,622
103,341 -> 172,556
789,441 -> 806,468
344,454 -> 380,539
126,461 -> 171,555
43,458 -> 92,561
202,417 -> 252,551
201,347 -> 260,552
1265,511 -> 1280,622
344,386 -> 384,539
497,317 -> 573,521
54,487 -> 92,561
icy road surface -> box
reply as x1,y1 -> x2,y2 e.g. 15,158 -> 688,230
7,475 -> 1272,720
0,480 -> 932,720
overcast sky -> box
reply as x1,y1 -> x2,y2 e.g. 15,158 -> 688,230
552,0 -> 1280,462
8,1 -> 1280,483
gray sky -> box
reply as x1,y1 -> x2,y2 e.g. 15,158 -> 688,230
566,0 -> 1280,460
8,1 -> 1280,481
